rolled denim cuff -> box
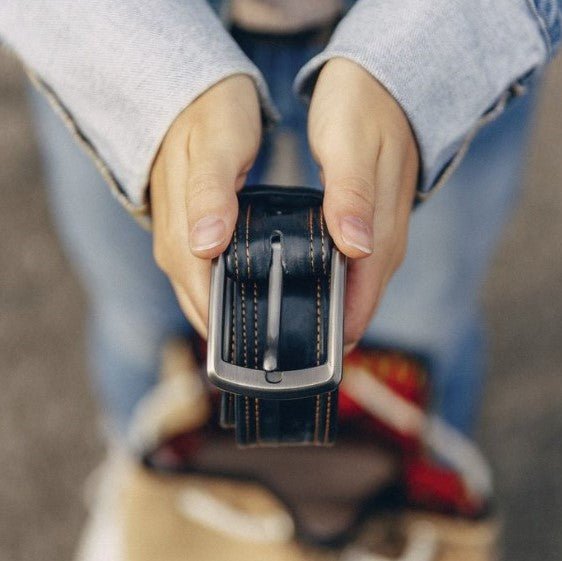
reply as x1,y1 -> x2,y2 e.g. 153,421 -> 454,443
0,0 -> 277,221
295,0 -> 549,198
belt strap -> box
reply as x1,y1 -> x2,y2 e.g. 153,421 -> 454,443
210,186 -> 342,447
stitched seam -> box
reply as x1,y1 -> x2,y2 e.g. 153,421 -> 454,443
253,283 -> 259,369
245,204 -> 260,443
245,396 -> 250,441
230,285 -> 237,362
232,229 -> 239,366
245,204 -> 252,277
324,393 -> 332,444
319,207 -> 327,275
311,207 -> 322,443
316,278 -> 321,365
254,397 -> 261,444
233,227 -> 240,280
241,282 -> 248,367
314,395 -> 321,444
417,91 -> 511,203
27,73 -> 150,221
316,277 -> 323,444
246,204 -> 258,370
235,225 -> 250,367
308,207 -> 315,274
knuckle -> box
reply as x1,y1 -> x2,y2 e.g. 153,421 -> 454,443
187,173 -> 229,208
331,175 -> 375,211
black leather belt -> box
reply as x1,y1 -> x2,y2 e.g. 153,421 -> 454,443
230,19 -> 340,49
207,186 -> 346,447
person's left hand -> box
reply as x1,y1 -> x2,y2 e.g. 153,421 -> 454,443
307,57 -> 419,350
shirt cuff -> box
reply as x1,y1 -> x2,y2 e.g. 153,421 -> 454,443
1,0 -> 277,220
295,0 -> 548,198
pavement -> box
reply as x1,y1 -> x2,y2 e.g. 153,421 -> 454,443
1,49 -> 562,561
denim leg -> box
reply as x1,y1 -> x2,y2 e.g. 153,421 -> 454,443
29,89 -> 191,434
363,91 -> 537,433
234,30 -> 323,187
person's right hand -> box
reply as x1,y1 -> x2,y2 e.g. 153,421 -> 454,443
150,74 -> 262,336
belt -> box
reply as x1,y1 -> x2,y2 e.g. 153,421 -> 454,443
207,186 -> 346,447
230,18 -> 340,48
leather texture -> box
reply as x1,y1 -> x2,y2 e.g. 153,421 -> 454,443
219,186 -> 339,446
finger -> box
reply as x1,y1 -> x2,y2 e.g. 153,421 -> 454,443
184,146 -> 244,259
321,152 -> 378,259
343,252 -> 386,345
341,145 -> 414,344
172,280 -> 208,338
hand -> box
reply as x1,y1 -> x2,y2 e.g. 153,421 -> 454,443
150,74 -> 262,336
308,57 -> 419,350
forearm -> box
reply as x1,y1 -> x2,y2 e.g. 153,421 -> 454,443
296,0 -> 558,199
0,0 -> 276,218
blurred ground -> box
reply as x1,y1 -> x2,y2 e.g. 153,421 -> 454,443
1,48 -> 562,561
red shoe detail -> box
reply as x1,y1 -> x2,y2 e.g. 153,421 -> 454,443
405,457 -> 484,517
340,347 -> 486,517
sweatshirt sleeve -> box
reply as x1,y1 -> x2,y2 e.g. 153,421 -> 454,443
295,0 -> 556,200
0,0 -> 277,220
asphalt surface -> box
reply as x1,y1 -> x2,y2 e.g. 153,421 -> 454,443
1,50 -> 562,561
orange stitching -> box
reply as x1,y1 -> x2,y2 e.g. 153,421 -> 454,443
244,204 -> 258,370
254,398 -> 261,444
319,207 -> 327,275
245,204 -> 252,277
246,205 -> 261,442
315,277 -> 323,445
308,207 -> 315,274
241,282 -> 248,367
243,205 -> 262,444
233,228 -> 240,280
253,282 -> 259,369
310,207 -> 323,443
230,282 -> 237,362
313,395 -> 321,444
244,396 -> 250,440
324,393 -> 332,444
316,278 -> 321,365
231,229 -> 240,363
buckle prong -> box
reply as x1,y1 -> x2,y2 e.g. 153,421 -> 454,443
208,246 -> 346,400
263,238 -> 283,376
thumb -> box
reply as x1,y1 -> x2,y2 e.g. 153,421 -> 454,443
186,153 -> 244,259
322,163 -> 376,259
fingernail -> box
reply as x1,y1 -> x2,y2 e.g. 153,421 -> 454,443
190,215 -> 226,251
340,216 -> 373,254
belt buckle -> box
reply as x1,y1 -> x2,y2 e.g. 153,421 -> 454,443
207,239 -> 346,400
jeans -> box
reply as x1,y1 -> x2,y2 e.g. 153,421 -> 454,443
29,31 -> 536,438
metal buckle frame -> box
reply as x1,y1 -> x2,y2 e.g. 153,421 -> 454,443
207,241 -> 346,400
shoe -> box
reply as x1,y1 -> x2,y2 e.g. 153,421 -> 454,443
75,339 -> 499,561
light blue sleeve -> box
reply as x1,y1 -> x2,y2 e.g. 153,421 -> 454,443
295,0 -> 557,199
0,0 -> 277,219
